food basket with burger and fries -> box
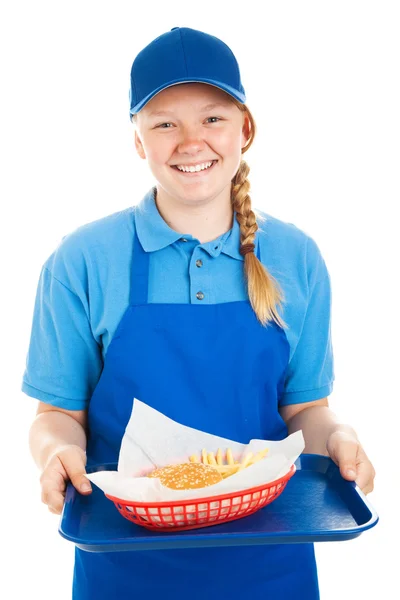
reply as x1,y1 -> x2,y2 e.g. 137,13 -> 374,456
85,399 -> 301,531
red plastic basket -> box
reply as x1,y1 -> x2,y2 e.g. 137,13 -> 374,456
105,464 -> 296,531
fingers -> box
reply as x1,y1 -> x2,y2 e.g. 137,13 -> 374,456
40,466 -> 67,514
40,445 -> 92,514
327,431 -> 376,495
354,454 -> 376,495
46,490 -> 66,515
339,449 -> 376,494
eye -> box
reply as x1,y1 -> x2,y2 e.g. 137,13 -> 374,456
206,117 -> 221,123
156,122 -> 173,129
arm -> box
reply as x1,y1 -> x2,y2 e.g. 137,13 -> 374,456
23,247 -> 103,513
29,402 -> 92,514
280,398 -> 357,455
280,398 -> 375,494
29,402 -> 88,470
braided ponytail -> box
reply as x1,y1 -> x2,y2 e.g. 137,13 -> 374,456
230,101 -> 286,328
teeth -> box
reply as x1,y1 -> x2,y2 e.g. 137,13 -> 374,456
176,161 -> 214,173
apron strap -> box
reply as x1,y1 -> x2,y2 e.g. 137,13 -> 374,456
130,227 -> 149,305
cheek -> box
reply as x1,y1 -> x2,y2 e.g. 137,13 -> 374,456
209,130 -> 242,155
145,147 -> 167,165
142,136 -> 174,165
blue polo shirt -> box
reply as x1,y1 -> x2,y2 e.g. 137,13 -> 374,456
22,187 -> 334,410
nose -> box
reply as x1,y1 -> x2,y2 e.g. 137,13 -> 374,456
176,125 -> 207,155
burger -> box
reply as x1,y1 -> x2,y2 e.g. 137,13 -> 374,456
148,462 -> 222,490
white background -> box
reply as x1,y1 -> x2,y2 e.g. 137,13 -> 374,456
1,1 -> 399,598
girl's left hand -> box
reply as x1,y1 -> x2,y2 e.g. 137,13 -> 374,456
326,430 -> 376,495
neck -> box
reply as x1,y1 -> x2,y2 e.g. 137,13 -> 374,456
154,186 -> 234,243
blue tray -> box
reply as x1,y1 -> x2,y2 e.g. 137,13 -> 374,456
59,454 -> 378,552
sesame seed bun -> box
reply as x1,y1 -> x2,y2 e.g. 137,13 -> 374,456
148,462 -> 223,490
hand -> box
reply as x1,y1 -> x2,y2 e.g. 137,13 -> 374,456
326,430 -> 375,495
40,444 -> 92,515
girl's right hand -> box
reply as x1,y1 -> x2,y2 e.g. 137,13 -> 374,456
40,445 -> 92,515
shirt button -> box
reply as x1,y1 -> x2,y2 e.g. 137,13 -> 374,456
180,238 -> 188,242
196,259 -> 203,268
196,291 -> 205,300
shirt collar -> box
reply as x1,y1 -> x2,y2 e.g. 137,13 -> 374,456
134,187 -> 183,252
134,187 -> 257,261
202,217 -> 244,261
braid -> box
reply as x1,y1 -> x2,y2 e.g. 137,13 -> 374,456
231,160 -> 286,328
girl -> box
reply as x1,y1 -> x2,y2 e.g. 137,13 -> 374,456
24,27 -> 375,599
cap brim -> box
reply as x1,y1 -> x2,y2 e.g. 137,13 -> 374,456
130,78 -> 246,116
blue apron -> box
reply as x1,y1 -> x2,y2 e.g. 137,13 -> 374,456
73,222 -> 319,599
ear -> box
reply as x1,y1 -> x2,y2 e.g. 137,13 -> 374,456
241,114 -> 251,149
134,130 -> 146,160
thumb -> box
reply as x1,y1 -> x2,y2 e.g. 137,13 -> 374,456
328,433 -> 358,481
59,447 -> 92,494
341,462 -> 357,481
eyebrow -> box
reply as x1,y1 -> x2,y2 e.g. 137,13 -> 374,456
147,102 -> 231,118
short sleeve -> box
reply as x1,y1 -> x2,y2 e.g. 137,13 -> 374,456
279,241 -> 335,405
21,266 -> 103,410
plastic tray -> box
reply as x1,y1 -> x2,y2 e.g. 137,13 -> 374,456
59,454 -> 378,552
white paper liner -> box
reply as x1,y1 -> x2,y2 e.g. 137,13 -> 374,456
87,399 -> 304,504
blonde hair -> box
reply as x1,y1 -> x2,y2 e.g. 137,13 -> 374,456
230,99 -> 286,328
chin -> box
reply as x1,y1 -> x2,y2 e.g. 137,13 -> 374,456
163,180 -> 215,200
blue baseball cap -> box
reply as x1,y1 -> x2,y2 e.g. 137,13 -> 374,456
129,27 -> 246,118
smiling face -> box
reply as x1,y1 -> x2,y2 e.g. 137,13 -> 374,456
134,83 -> 250,208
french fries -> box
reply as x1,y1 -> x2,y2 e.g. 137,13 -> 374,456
189,447 -> 269,479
